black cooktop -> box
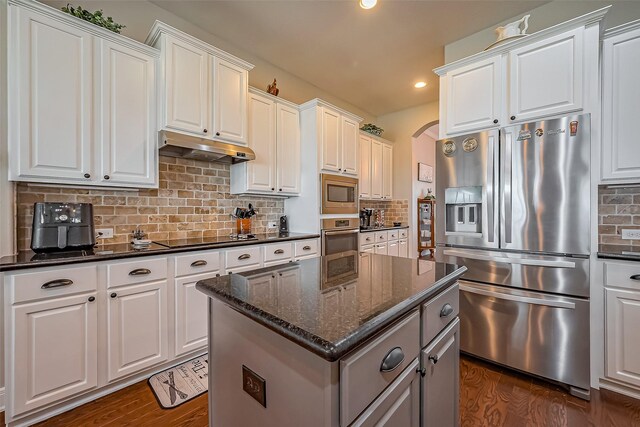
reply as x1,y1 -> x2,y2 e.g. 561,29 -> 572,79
153,234 -> 258,249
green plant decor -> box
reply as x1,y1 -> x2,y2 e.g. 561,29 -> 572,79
61,4 -> 125,34
360,123 -> 384,136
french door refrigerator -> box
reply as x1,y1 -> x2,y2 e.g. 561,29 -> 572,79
436,114 -> 592,399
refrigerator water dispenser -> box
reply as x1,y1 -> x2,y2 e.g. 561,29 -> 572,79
445,187 -> 482,235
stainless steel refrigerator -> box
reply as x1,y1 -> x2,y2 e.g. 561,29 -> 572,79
435,114 -> 591,399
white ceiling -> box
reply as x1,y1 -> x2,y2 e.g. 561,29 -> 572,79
151,0 -> 548,117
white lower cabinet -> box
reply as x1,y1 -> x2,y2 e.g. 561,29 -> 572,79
12,293 -> 98,416
606,287 -> 640,388
399,239 -> 409,258
375,243 -> 388,255
388,240 -> 399,257
175,273 -> 212,357
107,280 -> 168,381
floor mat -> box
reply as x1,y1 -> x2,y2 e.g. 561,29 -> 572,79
148,355 -> 208,409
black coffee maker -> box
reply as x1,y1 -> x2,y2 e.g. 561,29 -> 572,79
31,203 -> 96,252
359,208 -> 374,229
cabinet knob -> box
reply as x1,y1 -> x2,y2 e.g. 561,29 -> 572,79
110,292 -> 117,299
216,132 -> 220,136
630,274 -> 640,281
510,115 -> 516,121
279,188 -> 282,192
104,175 -> 110,180
272,188 -> 275,191
84,173 -> 91,179
88,296 -> 95,302
428,354 -> 439,365
493,119 -> 499,124
203,129 -> 208,133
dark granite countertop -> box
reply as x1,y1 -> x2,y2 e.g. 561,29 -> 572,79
360,224 -> 409,233
196,252 -> 466,361
0,232 -> 320,272
598,245 -> 640,262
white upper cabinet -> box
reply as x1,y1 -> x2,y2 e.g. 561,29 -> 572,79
97,40 -> 157,186
147,22 -> 253,146
163,35 -> 210,136
9,6 -> 93,183
371,140 -> 383,200
382,142 -> 393,200
231,88 -> 300,196
341,117 -> 359,176
320,107 -> 342,173
8,1 -> 158,188
213,58 -> 248,144
444,55 -> 502,135
359,135 -> 372,199
602,22 -> 640,182
508,28 -> 583,123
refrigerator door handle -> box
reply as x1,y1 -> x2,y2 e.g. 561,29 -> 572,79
442,249 -> 576,268
486,133 -> 495,243
503,130 -> 513,244
459,283 -> 576,310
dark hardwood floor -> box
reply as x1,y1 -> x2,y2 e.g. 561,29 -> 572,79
1,355 -> 638,426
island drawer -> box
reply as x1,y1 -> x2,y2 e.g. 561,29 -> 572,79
340,309 -> 420,426
360,233 -> 375,246
225,246 -> 262,271
264,242 -> 293,263
294,239 -> 319,258
107,257 -> 167,289
9,264 -> 98,304
175,251 -> 222,277
422,283 -> 459,346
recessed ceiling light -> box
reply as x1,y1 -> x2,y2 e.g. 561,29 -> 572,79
414,81 -> 427,88
359,0 -> 377,10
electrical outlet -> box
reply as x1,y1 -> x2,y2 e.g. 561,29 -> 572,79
621,229 -> 640,240
267,221 -> 278,229
96,228 -> 114,239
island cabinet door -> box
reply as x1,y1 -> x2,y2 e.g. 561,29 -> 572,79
421,319 -> 460,427
107,281 -> 168,381
350,359 -> 420,427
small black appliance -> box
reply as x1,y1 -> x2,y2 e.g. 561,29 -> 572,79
279,215 -> 289,233
31,202 -> 96,252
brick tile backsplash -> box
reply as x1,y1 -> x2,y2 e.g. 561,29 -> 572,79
360,199 -> 409,226
598,186 -> 640,248
16,156 -> 284,250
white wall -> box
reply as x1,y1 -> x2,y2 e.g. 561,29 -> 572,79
445,0 -> 640,62
412,127 -> 437,255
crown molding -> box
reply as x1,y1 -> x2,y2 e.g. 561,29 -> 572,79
604,19 -> 640,39
299,99 -> 364,123
248,86 -> 300,110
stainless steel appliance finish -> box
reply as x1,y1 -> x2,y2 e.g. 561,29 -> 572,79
158,130 -> 256,164
436,113 -> 592,398
31,202 -> 96,252
321,174 -> 359,215
459,280 -> 590,393
321,218 -> 359,256
322,250 -> 359,285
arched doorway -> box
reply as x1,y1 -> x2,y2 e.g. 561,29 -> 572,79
410,120 -> 438,257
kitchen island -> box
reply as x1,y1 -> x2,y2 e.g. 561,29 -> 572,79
196,251 -> 466,426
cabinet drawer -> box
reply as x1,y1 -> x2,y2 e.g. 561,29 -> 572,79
399,229 -> 408,239
107,257 -> 168,289
225,246 -> 262,271
605,261 -> 640,290
10,265 -> 98,304
340,310 -> 420,426
375,231 -> 388,242
422,284 -> 459,346
387,230 -> 400,241
175,251 -> 222,277
294,239 -> 319,258
264,242 -> 293,263
359,233 -> 375,246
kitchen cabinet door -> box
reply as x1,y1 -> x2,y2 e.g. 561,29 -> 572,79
213,57 -> 248,145
97,39 -> 157,187
359,135 -> 372,199
382,143 -> 393,200
508,28 -> 583,123
320,108 -> 341,173
12,293 -> 97,416
602,25 -> 640,181
10,7 -> 93,183
388,240 -> 399,257
341,116 -> 359,176
163,35 -> 210,136
107,281 -> 168,381
375,243 -> 388,255
175,273 -> 212,357
399,239 -> 409,258
276,103 -> 301,195
246,92 -> 276,193
422,319 -> 460,427
361,245 -> 375,254
444,55 -> 502,136
371,140 -> 383,199
606,288 -> 640,388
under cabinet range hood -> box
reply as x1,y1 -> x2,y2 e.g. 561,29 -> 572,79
158,130 -> 256,164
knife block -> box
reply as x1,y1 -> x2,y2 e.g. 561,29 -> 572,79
236,218 -> 252,235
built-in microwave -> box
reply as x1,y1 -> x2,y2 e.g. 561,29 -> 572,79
321,174 -> 358,215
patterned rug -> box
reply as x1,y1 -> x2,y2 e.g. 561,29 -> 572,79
148,355 -> 208,409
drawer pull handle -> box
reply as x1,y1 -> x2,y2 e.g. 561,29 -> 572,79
129,268 -> 151,276
274,249 -> 285,255
238,254 -> 251,260
380,347 -> 405,373
191,260 -> 208,267
631,274 -> 640,281
41,279 -> 73,289
303,246 -> 312,251
440,303 -> 454,318
428,354 -> 439,365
